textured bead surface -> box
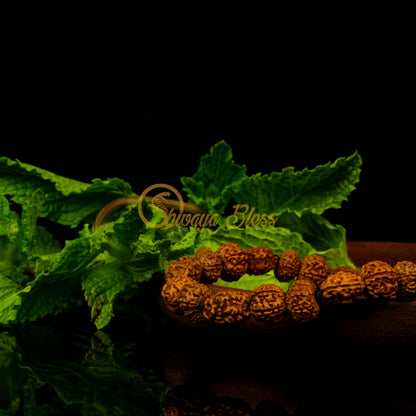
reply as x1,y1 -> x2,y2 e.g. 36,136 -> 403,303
320,270 -> 365,305
275,249 -> 301,282
215,243 -> 249,282
250,284 -> 286,323
161,276 -> 197,312
286,278 -> 320,323
361,260 -> 398,299
298,254 -> 329,287
178,282 -> 210,322
245,246 -> 278,276
194,247 -> 223,283
394,261 -> 416,300
165,256 -> 203,282
203,290 -> 251,324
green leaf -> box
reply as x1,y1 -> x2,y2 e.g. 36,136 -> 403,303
82,250 -> 161,329
0,276 -> 23,324
0,196 -> 24,281
0,196 -> 20,239
181,143 -> 361,217
0,237 -> 98,325
0,157 -> 133,227
82,261 -> 133,329
277,212 -> 356,269
198,225 -> 313,256
21,189 -> 45,253
232,151 -> 362,216
112,203 -> 146,246
28,225 -> 61,257
181,141 -> 246,213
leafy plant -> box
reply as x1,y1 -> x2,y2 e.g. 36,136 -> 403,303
0,141 -> 362,329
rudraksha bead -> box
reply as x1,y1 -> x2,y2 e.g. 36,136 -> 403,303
250,284 -> 286,323
286,278 -> 320,323
194,247 -> 223,283
361,260 -> 398,299
275,249 -> 301,282
298,254 -> 329,287
246,246 -> 278,276
203,290 -> 251,324
165,256 -> 203,282
320,269 -> 365,305
394,260 -> 416,300
215,243 -> 249,282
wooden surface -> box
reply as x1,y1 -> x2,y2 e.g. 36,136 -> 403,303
347,240 -> 416,266
160,242 -> 416,415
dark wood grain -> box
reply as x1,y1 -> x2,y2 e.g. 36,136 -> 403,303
347,241 -> 416,266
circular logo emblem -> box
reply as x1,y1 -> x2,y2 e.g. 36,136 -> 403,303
137,184 -> 184,228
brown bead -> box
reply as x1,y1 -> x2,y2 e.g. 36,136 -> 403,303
320,269 -> 365,305
165,256 -> 203,282
275,249 -> 301,282
178,282 -> 210,323
394,261 -> 416,300
329,266 -> 360,276
250,284 -> 286,323
203,290 -> 251,324
215,243 -> 249,282
286,278 -> 319,323
246,246 -> 278,276
361,260 -> 398,299
298,254 -> 329,287
194,247 -> 223,283
161,276 -> 196,312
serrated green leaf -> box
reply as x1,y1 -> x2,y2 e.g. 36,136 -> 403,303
181,141 -> 246,213
85,253 -> 160,329
0,237 -> 98,325
0,157 -> 133,227
181,143 -> 361,217
232,151 -> 362,216
82,261 -> 132,329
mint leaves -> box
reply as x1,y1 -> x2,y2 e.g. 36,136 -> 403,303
181,141 -> 362,216
181,141 -> 247,213
0,142 -> 362,329
0,159 -> 138,327
181,141 -> 361,288
0,157 -> 133,227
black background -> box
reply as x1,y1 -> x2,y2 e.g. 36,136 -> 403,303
3,99 -> 415,243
